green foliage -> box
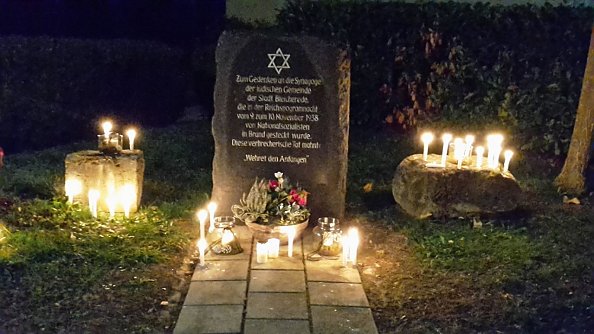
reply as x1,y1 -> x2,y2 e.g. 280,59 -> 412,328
0,36 -> 187,152
277,1 -> 594,155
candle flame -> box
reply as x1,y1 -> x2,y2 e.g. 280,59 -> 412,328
221,229 -> 234,245
102,121 -> 113,136
65,179 -> 82,197
504,150 -> 513,159
442,133 -> 452,143
207,202 -> 217,213
197,209 -> 208,222
465,134 -> 475,145
421,132 -> 434,144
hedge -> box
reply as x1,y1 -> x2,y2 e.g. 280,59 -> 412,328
0,37 -> 187,153
277,1 -> 594,155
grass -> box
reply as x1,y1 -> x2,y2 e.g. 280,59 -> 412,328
1,120 -> 593,333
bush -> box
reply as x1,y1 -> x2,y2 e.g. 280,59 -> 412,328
0,36 -> 187,153
277,1 -> 594,155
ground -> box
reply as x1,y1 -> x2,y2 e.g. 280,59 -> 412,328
1,120 -> 593,333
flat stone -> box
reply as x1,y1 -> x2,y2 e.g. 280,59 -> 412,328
246,292 -> 308,319
244,319 -> 311,334
308,282 -> 369,307
306,259 -> 361,283
250,270 -> 306,292
174,305 -> 243,334
192,260 -> 248,281
184,281 -> 246,305
311,306 -> 378,334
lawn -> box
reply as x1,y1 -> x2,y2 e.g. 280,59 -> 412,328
1,120 -> 593,333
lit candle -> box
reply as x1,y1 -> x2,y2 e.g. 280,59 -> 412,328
221,229 -> 235,245
475,146 -> 485,168
106,194 -> 117,219
348,228 -> 359,266
88,189 -> 100,218
503,150 -> 513,173
440,133 -> 452,167
102,120 -> 113,136
256,241 -> 268,263
267,238 -> 280,258
65,179 -> 82,204
492,134 -> 504,169
453,138 -> 466,169
119,184 -> 136,218
198,238 -> 207,267
342,234 -> 350,267
487,134 -> 504,168
286,226 -> 296,257
197,209 -> 208,239
421,132 -> 434,161
126,128 -> 136,151
464,135 -> 475,158
207,202 -> 217,233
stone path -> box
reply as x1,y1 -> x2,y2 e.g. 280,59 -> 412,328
174,226 -> 378,334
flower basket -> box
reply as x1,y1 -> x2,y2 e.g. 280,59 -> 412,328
245,218 -> 309,245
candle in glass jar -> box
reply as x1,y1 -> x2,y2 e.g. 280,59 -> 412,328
256,241 -> 268,263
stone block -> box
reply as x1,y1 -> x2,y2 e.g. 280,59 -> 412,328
192,260 -> 249,281
249,270 -> 305,292
311,306 -> 378,334
174,305 -> 243,334
246,292 -> 308,319
305,259 -> 361,283
244,319 -> 311,334
184,281 -> 246,305
308,282 -> 369,307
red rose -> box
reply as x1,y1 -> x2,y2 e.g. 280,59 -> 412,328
269,180 -> 279,190
298,195 -> 307,206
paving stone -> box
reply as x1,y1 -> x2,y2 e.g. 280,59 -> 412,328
251,252 -> 304,270
246,292 -> 308,319
250,270 -> 306,292
308,282 -> 369,307
192,260 -> 248,281
306,258 -> 361,283
174,305 -> 243,334
184,281 -> 246,305
311,306 -> 378,334
244,319 -> 311,334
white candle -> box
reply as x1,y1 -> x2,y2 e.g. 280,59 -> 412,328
267,238 -> 280,258
464,135 -> 475,158
106,194 -> 117,219
503,150 -> 513,173
256,242 -> 268,263
65,179 -> 82,204
348,228 -> 359,266
88,189 -> 100,218
207,202 -> 217,233
197,209 -> 208,238
221,229 -> 235,245
421,132 -> 434,161
119,184 -> 136,218
487,134 -> 504,168
126,128 -> 136,151
197,238 -> 207,267
342,234 -> 350,267
440,133 -> 452,167
453,138 -> 466,169
493,134 -> 504,169
475,146 -> 484,168
102,120 -> 113,136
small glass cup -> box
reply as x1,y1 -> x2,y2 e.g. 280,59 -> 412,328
313,217 -> 342,256
98,133 -> 123,153
211,216 -> 242,255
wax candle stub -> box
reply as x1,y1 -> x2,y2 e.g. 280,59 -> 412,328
475,146 -> 485,168
256,242 -> 268,263
421,132 -> 434,161
441,133 -> 453,167
503,150 -> 513,173
65,179 -> 82,204
267,238 -> 280,258
126,128 -> 136,150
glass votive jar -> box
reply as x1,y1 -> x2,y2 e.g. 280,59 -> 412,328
313,217 -> 342,256
98,133 -> 123,153
211,216 -> 243,255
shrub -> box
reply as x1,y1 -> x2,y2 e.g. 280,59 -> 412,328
277,1 -> 594,155
0,36 -> 187,153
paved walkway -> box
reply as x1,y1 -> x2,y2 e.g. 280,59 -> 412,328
174,226 -> 378,334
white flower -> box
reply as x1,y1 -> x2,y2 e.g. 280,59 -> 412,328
274,172 -> 283,179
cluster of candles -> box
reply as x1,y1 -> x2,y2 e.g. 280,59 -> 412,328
254,226 -> 298,264
99,120 -> 138,152
65,178 -> 137,219
420,132 -> 514,173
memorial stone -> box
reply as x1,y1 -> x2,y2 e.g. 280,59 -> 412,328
212,32 -> 350,220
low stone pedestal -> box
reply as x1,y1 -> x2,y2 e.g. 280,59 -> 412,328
65,150 -> 144,213
392,154 -> 523,219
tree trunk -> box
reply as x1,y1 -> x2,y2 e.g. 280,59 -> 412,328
554,25 -> 594,195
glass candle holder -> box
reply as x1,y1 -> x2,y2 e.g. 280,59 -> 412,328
211,216 -> 243,255
98,133 -> 123,153
313,217 -> 342,256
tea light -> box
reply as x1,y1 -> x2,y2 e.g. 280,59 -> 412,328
126,128 -> 136,151
475,146 -> 485,168
464,135 -> 475,158
256,241 -> 269,263
440,133 -> 452,167
197,209 -> 208,238
88,189 -> 100,218
453,138 -> 466,169
342,233 -> 350,267
503,150 -> 513,173
267,238 -> 280,258
348,228 -> 359,265
65,179 -> 82,204
119,184 -> 136,218
197,238 -> 207,267
207,202 -> 217,233
421,132 -> 434,161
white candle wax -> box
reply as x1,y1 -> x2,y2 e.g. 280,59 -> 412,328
440,133 -> 453,167
421,132 -> 434,161
119,184 -> 135,218
198,238 -> 207,267
88,189 -> 100,218
102,120 -> 113,136
464,135 -> 475,158
475,146 -> 484,168
267,238 -> 280,258
287,227 -> 296,257
65,179 -> 82,204
256,242 -> 268,263
503,150 -> 513,173
453,138 -> 465,169
348,228 -> 359,266
126,128 -> 136,151
342,234 -> 350,267
207,202 -> 217,233
106,194 -> 117,219
197,209 -> 208,238
486,135 -> 495,168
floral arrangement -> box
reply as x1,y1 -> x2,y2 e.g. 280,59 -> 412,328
232,172 -> 310,225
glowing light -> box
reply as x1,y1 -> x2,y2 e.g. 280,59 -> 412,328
440,133 -> 453,167
503,150 -> 514,173
475,146 -> 485,168
464,135 -> 475,157
256,241 -> 268,263
348,228 -> 359,265
88,189 -> 100,218
453,138 -> 466,169
281,226 -> 297,257
267,238 -> 280,258
102,121 -> 113,136
421,132 -> 434,161
126,128 -> 136,150
198,238 -> 207,267
207,202 -> 217,233
119,184 -> 136,218
197,209 -> 208,238
65,179 -> 82,204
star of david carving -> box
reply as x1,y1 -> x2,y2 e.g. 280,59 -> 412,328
267,48 -> 290,74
